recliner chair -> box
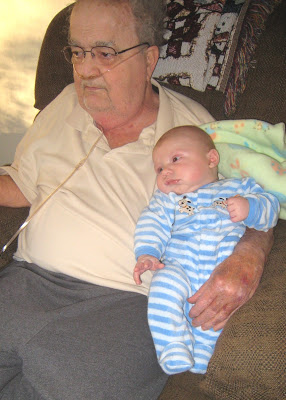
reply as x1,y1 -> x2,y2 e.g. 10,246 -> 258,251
1,2 -> 285,399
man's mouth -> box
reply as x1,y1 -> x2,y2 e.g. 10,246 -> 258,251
81,80 -> 106,90
84,85 -> 104,91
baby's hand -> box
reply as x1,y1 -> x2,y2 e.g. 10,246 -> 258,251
226,195 -> 249,222
133,255 -> 164,285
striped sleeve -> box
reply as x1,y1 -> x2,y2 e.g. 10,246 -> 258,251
241,178 -> 280,231
134,191 -> 175,260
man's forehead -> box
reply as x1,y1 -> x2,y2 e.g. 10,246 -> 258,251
70,0 -> 136,43
75,0 -> 129,5
71,0 -> 132,16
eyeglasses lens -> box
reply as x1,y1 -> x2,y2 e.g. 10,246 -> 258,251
63,46 -> 117,66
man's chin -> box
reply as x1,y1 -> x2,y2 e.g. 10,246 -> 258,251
82,97 -> 111,114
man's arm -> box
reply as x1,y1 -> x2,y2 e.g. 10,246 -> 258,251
0,175 -> 30,207
188,228 -> 273,331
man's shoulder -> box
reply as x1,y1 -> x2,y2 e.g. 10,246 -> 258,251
48,83 -> 78,107
154,80 -> 215,125
37,83 -> 78,118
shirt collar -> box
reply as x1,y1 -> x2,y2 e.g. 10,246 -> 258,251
64,80 -> 175,152
66,101 -> 94,132
151,78 -> 176,143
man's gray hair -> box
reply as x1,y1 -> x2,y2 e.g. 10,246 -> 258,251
128,0 -> 167,47
69,0 -> 167,47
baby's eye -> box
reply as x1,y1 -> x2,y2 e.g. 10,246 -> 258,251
172,156 -> 180,162
157,167 -> 163,174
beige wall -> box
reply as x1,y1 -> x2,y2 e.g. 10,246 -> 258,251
0,1 -> 71,165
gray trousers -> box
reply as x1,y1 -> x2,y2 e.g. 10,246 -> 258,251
0,261 -> 167,400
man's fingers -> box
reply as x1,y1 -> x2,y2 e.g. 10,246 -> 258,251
192,300 -> 236,330
188,277 -> 243,329
188,283 -> 214,318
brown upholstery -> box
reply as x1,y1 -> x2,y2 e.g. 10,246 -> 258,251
1,1 -> 286,399
34,5 -> 73,111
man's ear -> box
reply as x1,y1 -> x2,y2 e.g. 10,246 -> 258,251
146,46 -> 159,80
207,149 -> 220,168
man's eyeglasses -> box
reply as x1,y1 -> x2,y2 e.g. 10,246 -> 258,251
62,43 -> 150,67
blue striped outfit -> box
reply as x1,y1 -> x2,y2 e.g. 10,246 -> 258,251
134,177 -> 279,375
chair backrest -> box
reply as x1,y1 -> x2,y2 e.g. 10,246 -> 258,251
34,4 -> 74,111
34,2 -> 286,124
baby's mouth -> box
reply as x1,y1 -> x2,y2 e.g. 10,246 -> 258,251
165,179 -> 180,186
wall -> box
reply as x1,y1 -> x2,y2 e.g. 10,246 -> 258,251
0,0 -> 71,165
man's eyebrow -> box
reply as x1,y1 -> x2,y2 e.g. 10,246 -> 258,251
68,39 -> 116,47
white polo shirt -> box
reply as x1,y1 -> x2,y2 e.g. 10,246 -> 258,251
1,80 -> 214,294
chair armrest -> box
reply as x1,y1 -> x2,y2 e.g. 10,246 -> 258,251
0,206 -> 29,269
159,219 -> 286,400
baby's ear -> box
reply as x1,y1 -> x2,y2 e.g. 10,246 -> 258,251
207,149 -> 220,168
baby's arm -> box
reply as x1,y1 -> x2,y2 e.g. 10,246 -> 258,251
133,255 -> 164,285
227,182 -> 279,230
226,195 -> 250,222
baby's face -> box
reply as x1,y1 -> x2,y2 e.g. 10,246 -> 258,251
153,133 -> 217,195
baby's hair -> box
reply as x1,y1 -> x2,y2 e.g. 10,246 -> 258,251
155,125 -> 216,152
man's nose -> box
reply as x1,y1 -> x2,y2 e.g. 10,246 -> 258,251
73,56 -> 105,80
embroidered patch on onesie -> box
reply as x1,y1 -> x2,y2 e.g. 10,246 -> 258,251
212,197 -> 228,209
178,196 -> 195,216
178,196 -> 228,216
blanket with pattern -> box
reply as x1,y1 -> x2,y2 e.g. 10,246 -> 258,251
200,119 -> 286,219
153,0 -> 249,92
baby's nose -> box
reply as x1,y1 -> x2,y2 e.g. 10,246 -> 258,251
162,166 -> 172,176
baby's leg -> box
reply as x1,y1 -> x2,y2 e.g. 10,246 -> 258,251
148,264 -> 195,375
189,325 -> 220,374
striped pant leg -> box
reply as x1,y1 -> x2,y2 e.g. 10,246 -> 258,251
148,263 -> 195,375
189,324 -> 221,374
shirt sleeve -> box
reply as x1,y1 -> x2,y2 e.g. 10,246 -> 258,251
0,116 -> 44,203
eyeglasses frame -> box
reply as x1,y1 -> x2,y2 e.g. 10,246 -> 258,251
62,42 -> 150,65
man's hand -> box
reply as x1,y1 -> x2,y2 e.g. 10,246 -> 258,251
133,255 -> 164,285
227,195 -> 249,222
188,228 -> 273,331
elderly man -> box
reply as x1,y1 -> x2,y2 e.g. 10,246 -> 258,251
0,0 -> 272,399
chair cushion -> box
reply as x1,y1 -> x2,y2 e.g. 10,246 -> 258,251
200,219 -> 286,399
159,219 -> 286,400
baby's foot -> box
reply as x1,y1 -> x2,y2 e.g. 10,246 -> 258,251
159,342 -> 194,375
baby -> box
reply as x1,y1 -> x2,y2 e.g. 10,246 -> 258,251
134,125 -> 280,375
